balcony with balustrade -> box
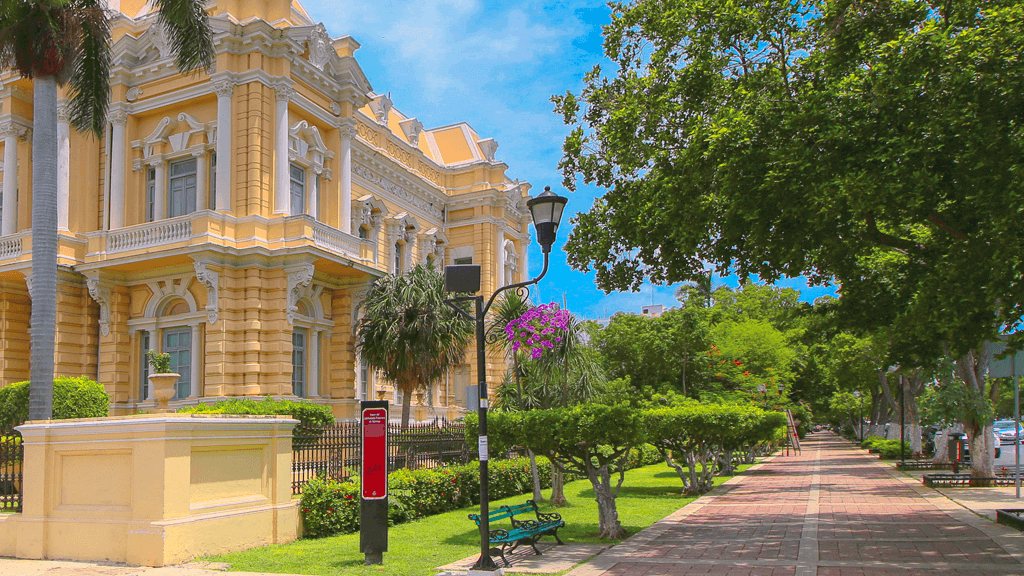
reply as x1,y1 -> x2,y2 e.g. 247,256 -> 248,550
80,211 -> 371,267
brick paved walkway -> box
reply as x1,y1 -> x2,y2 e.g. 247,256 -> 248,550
569,432 -> 1024,576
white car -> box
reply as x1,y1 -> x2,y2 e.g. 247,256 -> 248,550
963,431 -> 1001,460
994,420 -> 1024,445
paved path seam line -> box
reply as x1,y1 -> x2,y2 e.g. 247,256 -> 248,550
794,447 -> 820,576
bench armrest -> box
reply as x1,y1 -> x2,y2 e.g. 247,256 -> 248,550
488,528 -> 510,542
537,511 -> 562,523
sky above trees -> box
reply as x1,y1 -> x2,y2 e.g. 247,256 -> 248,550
303,0 -> 837,317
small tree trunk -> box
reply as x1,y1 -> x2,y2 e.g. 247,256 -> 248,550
968,423 -> 996,485
719,449 -> 736,476
551,457 -> 567,506
528,449 -> 544,502
586,464 -> 625,540
662,450 -> 691,493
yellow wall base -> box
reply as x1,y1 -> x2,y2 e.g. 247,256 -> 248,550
3,414 -> 300,566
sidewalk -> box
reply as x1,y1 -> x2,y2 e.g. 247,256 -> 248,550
4,433 -> 1024,575
566,432 -> 1024,576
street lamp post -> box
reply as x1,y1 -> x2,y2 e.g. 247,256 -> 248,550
444,186 -> 567,573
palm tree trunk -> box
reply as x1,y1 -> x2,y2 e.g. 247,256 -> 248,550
28,76 -> 58,421
401,387 -> 413,430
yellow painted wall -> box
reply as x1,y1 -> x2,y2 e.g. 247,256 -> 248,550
3,415 -> 299,566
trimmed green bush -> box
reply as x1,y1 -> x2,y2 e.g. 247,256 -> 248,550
178,397 -> 334,445
860,435 -> 885,450
0,377 -> 109,429
877,439 -> 910,459
300,456 -> 558,538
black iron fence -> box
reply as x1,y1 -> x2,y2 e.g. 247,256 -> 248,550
292,417 -> 471,495
1,419 -> 24,513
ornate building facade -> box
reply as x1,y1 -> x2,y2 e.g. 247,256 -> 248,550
0,0 -> 532,420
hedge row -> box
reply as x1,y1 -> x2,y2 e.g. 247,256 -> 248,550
301,445 -> 663,538
0,377 -> 109,429
178,397 -> 334,444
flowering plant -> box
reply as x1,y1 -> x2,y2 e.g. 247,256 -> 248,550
505,303 -> 570,359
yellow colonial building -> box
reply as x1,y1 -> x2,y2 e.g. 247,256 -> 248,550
0,0 -> 532,420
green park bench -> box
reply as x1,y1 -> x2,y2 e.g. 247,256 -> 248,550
468,500 -> 566,567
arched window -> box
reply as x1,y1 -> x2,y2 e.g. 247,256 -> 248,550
358,225 -> 369,239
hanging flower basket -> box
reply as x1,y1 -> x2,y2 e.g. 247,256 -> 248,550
505,303 -> 571,359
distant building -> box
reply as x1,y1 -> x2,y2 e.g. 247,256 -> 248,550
640,304 -> 665,317
0,0 -> 532,420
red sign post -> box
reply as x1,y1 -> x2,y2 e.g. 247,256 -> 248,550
361,407 -> 388,499
360,401 -> 388,564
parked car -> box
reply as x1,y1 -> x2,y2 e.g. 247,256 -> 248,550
994,420 -> 1024,445
963,431 -> 1001,461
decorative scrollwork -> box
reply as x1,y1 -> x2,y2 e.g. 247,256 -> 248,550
487,528 -> 510,541
536,511 -> 563,523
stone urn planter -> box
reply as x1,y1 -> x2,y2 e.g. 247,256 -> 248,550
376,389 -> 388,401
148,373 -> 180,413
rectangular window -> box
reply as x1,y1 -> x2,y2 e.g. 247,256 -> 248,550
453,257 -> 473,265
292,329 -> 306,397
209,152 -> 216,211
168,158 -> 197,218
146,167 -> 156,222
163,328 -> 191,399
394,242 -> 403,275
396,388 -> 403,407
140,331 -> 150,400
290,163 -> 305,216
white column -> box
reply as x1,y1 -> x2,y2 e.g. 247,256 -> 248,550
57,105 -> 70,231
195,151 -> 208,211
339,124 -> 355,232
520,232 -> 529,284
213,81 -> 233,213
109,110 -> 128,229
274,86 -> 293,215
1,123 -> 18,235
153,161 -> 166,221
191,324 -> 202,398
308,330 -> 320,397
496,228 -> 506,287
307,168 -> 317,218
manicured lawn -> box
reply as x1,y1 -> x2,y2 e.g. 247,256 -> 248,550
208,461 -> 754,576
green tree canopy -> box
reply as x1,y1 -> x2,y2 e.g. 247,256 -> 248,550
554,0 -> 1024,363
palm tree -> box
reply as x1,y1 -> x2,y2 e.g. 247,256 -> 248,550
357,265 -> 473,429
0,0 -> 213,419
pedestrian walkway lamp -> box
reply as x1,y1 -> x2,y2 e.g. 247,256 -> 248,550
444,186 -> 567,573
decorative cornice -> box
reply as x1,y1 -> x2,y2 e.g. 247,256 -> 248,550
193,260 -> 220,324
352,162 -> 443,221
212,80 -> 235,98
109,110 -> 129,126
275,85 -> 295,102
306,24 -> 332,71
86,277 -> 112,337
286,263 -> 315,325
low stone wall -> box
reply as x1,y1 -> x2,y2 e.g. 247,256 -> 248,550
0,414 -> 300,566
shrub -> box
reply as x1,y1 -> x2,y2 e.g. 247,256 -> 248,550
877,439 -> 910,459
0,377 -> 109,429
299,456 -> 564,538
179,397 -> 334,445
860,435 -> 885,450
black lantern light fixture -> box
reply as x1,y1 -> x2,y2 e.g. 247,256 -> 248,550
444,185 -> 568,573
527,186 -> 568,253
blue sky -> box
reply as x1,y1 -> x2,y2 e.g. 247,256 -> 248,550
304,0 -> 836,319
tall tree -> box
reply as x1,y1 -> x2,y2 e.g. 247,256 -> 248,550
555,0 -> 1023,478
0,0 -> 213,419
357,265 -> 473,429
554,0 -> 1024,362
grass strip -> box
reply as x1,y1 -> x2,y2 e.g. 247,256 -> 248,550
207,461 -> 754,576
